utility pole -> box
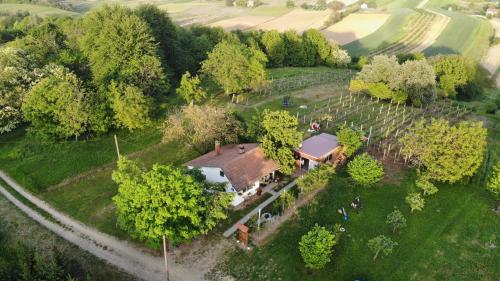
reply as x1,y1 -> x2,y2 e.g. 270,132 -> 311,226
163,235 -> 169,281
114,134 -> 120,159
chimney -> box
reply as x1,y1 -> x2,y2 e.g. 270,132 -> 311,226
239,144 -> 245,154
215,141 -> 221,155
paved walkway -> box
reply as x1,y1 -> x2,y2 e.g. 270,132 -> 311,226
223,180 -> 297,238
0,171 -> 197,281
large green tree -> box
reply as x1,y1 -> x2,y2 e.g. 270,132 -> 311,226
400,119 -> 487,183
80,5 -> 168,95
259,110 -> 302,174
283,30 -> 306,66
299,224 -> 338,269
112,157 -> 232,246
201,40 -> 267,95
260,30 -> 286,67
22,66 -> 100,140
429,55 -> 475,98
134,4 -> 178,73
109,82 -> 152,130
302,29 -> 331,66
0,47 -> 34,133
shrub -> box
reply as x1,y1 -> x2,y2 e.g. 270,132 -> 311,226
299,224 -> 338,269
487,161 -> 500,201
347,153 -> 384,186
385,208 -> 407,233
405,192 -> 425,213
286,0 -> 295,8
297,164 -> 335,195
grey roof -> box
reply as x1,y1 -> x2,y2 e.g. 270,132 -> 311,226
296,133 -> 339,160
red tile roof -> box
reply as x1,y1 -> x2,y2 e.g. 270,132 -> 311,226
186,143 -> 279,191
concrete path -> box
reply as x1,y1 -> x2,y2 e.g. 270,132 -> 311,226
0,171 -> 197,281
223,180 -> 297,238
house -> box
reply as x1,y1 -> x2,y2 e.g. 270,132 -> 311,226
360,3 -> 368,9
295,133 -> 343,170
486,8 -> 499,17
186,142 -> 279,206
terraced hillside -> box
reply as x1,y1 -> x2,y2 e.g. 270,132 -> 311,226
371,9 -> 449,56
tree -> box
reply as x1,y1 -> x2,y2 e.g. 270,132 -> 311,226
201,40 -> 267,95
260,30 -> 286,67
286,0 -> 295,8
10,22 -> 67,66
176,71 -> 206,105
22,66 -> 91,140
80,5 -> 168,95
357,55 -> 400,87
429,55 -> 474,98
367,235 -> 398,261
259,110 -> 302,174
487,161 -> 500,201
162,105 -> 243,153
246,110 -> 266,142
405,192 -> 425,213
385,208 -> 407,233
109,82 -> 152,130
302,29 -> 332,66
337,125 -> 363,157
0,47 -> 34,133
400,119 -> 487,183
283,30 -> 306,66
327,43 -> 351,67
299,225 -> 337,269
347,153 -> 384,186
112,157 -> 232,246
395,59 -> 436,105
134,4 -> 178,73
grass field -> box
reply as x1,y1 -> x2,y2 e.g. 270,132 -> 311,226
248,5 -> 292,17
214,170 -> 500,280
0,3 -> 79,17
423,9 -> 494,61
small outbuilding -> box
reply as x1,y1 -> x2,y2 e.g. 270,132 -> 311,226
295,133 -> 342,170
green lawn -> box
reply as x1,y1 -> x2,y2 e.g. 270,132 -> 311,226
0,4 -> 79,17
39,140 -> 199,238
423,7 -> 494,61
266,66 -> 338,79
215,171 -> 500,280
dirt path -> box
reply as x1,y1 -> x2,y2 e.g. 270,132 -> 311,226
482,19 -> 500,88
0,171 -> 202,281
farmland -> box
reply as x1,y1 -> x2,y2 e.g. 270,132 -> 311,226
322,12 -> 391,45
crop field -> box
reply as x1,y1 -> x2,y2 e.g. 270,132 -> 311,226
210,15 -> 274,31
322,12 -> 391,45
0,3 -> 79,17
253,8 -> 331,33
371,9 -> 450,56
344,8 -> 414,57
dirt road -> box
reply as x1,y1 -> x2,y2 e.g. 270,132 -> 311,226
0,171 -> 200,281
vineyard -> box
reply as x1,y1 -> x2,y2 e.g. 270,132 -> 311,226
294,93 -> 470,164
235,69 -> 355,106
371,9 -> 449,56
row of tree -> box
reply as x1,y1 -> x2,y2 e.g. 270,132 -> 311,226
350,54 -> 480,106
0,4 -> 352,140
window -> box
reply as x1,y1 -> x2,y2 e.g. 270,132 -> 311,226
219,170 -> 225,177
